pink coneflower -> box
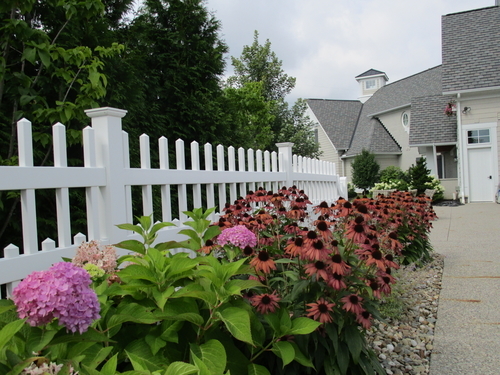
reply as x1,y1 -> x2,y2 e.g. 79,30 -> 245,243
199,239 -> 218,254
336,200 -> 353,217
329,254 -> 351,275
284,222 -> 301,234
356,310 -> 372,329
382,231 -> 403,253
303,239 -> 330,261
377,275 -> 393,295
328,273 -> 347,290
384,254 -> 399,269
316,221 -> 333,241
365,249 -> 386,270
306,298 -> 335,324
314,201 -> 334,217
285,237 -> 305,257
345,216 -> 370,244
367,279 -> 382,298
286,205 -> 307,220
242,245 -> 255,257
270,193 -> 284,208
354,203 -> 372,222
330,239 -> 339,254
251,292 -> 280,314
303,230 -> 319,245
340,294 -> 364,315
249,251 -> 277,274
304,260 -> 330,282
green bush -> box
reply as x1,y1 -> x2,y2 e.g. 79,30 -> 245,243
0,188 -> 438,375
351,149 -> 380,194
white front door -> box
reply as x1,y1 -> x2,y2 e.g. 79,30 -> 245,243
468,147 -> 494,202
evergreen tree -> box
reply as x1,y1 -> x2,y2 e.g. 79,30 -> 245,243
351,149 -> 380,194
104,0 -> 231,152
409,157 -> 433,194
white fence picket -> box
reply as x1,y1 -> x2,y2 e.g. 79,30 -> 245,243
0,106 -> 346,298
204,143 -> 215,216
140,133 -> 153,217
228,146 -> 237,204
191,141 -> 202,209
176,139 -> 188,222
18,119 -> 38,255
53,123 -> 72,248
247,149 -> 255,193
159,136 -> 172,223
238,147 -> 246,198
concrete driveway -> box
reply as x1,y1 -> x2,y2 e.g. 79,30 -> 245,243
429,203 -> 500,375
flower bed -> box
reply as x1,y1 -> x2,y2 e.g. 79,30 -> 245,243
0,188 -> 437,375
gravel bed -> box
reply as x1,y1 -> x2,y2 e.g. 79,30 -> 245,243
366,254 -> 444,375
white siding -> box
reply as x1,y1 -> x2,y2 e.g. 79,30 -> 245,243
377,109 -> 420,171
460,96 -> 500,180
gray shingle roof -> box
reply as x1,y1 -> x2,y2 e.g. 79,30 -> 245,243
306,99 -> 362,150
345,66 -> 443,157
409,95 -> 457,145
442,6 -> 500,93
355,69 -> 387,78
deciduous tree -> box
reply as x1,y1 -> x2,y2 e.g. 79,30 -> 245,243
227,31 -> 319,158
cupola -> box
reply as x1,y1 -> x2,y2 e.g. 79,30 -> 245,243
355,69 -> 389,103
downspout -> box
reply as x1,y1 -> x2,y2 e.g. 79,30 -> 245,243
456,93 -> 466,204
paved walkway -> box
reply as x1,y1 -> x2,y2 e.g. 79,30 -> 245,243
429,203 -> 500,375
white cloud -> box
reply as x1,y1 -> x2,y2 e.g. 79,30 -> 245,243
205,0 -> 494,102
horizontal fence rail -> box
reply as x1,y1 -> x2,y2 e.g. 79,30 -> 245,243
0,107 -> 347,298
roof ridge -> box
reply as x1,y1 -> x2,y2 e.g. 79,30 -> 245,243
347,103 -> 364,150
444,5 -> 498,17
380,65 -> 442,89
307,98 -> 361,103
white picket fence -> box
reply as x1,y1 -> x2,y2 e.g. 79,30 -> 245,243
0,107 -> 347,298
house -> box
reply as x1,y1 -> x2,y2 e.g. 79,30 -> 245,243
415,5 -> 500,203
306,4 -> 500,202
306,66 -> 444,192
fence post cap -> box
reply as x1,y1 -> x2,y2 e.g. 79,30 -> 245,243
275,142 -> 294,148
85,107 -> 128,118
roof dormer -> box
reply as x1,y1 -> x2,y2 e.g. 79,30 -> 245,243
355,69 -> 389,103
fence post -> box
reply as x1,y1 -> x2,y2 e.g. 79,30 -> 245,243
276,142 -> 294,188
85,107 -> 128,245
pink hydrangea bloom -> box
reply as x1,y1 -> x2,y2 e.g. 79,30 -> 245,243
217,225 -> 257,249
72,240 -> 117,273
13,262 -> 100,334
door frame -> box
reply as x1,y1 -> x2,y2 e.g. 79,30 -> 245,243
462,122 -> 498,202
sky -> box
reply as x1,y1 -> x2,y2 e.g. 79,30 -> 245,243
203,0 -> 494,103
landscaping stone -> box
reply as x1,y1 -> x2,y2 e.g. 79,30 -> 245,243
366,253 -> 444,375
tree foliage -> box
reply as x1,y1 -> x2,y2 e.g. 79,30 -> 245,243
227,31 -> 320,158
228,30 -> 296,102
351,149 -> 380,193
220,81 -> 274,150
105,0 -> 230,152
0,0 -> 127,249
408,157 -> 433,195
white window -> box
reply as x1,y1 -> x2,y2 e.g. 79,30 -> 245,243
402,112 -> 410,132
365,79 -> 376,90
467,129 -> 490,144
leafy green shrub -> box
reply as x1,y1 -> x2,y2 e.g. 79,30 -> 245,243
379,166 -> 408,184
372,180 -> 409,191
424,175 -> 445,202
347,183 -> 358,199
0,188 -> 438,375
